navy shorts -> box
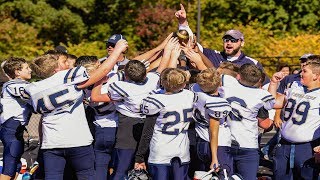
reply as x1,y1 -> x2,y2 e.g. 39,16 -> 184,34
148,157 -> 189,180
273,138 -> 319,180
94,126 -> 117,180
231,145 -> 259,180
42,145 -> 95,180
0,119 -> 24,177
196,137 -> 233,175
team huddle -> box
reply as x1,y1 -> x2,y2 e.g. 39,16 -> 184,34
1,4 -> 320,180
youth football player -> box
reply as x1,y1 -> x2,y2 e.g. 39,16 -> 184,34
24,40 -> 128,179
190,68 -> 232,175
141,68 -> 194,180
0,57 -> 32,180
269,57 -> 320,180
220,64 -> 275,180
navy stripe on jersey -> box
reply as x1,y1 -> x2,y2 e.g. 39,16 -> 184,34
109,83 -> 129,97
221,74 -> 225,86
206,104 -> 230,108
118,71 -> 125,81
146,97 -> 165,108
205,102 -> 229,108
143,99 -> 162,109
64,68 -> 73,83
262,97 -> 275,103
71,66 -> 81,82
151,72 -> 160,77
261,95 -> 274,102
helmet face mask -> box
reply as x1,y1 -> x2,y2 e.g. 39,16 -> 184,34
126,169 -> 152,180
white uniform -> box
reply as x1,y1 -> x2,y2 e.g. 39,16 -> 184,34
141,90 -> 194,164
281,85 -> 320,143
0,79 -> 32,125
24,66 -> 93,149
85,72 -> 125,128
108,72 -> 160,118
220,76 -> 275,149
190,83 -> 232,147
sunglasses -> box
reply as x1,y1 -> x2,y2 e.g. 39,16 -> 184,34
223,38 -> 240,43
106,43 -> 115,48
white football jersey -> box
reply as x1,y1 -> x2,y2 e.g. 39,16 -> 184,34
108,72 -> 160,118
281,86 -> 320,143
141,89 -> 194,164
220,76 -> 275,148
0,79 -> 32,125
24,66 -> 93,149
190,83 -> 232,147
87,72 -> 125,127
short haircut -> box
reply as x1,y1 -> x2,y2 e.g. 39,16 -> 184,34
67,54 -> 77,61
75,56 -> 99,74
254,69 -> 266,88
188,69 -> 201,84
239,64 -> 262,86
124,60 -> 146,83
44,50 -> 68,57
3,57 -> 27,79
31,54 -> 59,79
217,62 -> 239,78
306,55 -> 320,74
277,63 -> 291,72
161,68 -> 187,93
197,68 -> 221,93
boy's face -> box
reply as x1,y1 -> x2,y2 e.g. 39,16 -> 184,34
56,55 -> 70,71
17,63 -> 32,80
300,65 -> 318,86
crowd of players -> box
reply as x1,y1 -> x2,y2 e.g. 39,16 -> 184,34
1,4 -> 320,180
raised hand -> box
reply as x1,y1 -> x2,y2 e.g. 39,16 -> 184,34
175,4 -> 187,25
113,39 -> 128,53
271,72 -> 285,84
184,49 -> 201,64
164,37 -> 179,52
157,32 -> 174,50
170,44 -> 182,61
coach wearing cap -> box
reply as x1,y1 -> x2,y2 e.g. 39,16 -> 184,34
99,34 -> 129,75
202,29 -> 265,70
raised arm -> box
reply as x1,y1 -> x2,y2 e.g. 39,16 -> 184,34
156,37 -> 179,73
168,44 -> 181,68
91,78 -> 112,103
175,4 -> 188,26
134,33 -> 173,62
77,40 -> 128,89
268,72 -> 285,109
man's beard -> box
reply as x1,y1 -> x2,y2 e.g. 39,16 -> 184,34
225,45 -> 241,56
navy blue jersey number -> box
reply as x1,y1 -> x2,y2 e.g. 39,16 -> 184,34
36,89 -> 75,113
284,99 -> 310,125
162,108 -> 193,135
226,97 -> 247,121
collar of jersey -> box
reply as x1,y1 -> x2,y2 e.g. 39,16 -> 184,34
238,82 -> 258,89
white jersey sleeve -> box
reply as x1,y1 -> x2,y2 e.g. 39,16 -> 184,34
261,93 -> 275,110
63,66 -> 89,85
141,96 -> 165,115
108,82 -> 128,101
4,80 -> 30,100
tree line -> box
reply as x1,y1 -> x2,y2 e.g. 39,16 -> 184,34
1,0 -> 320,74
